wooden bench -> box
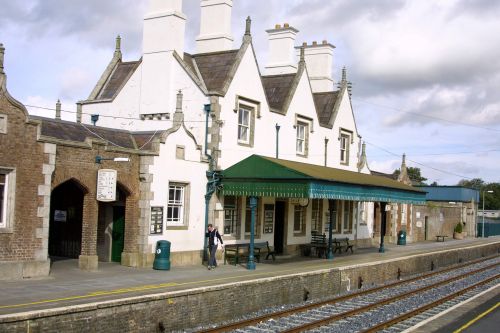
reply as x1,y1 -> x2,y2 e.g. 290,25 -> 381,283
301,233 -> 327,258
253,241 -> 276,261
333,237 -> 354,254
224,241 -> 275,265
436,235 -> 448,242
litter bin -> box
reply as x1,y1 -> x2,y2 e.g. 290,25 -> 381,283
153,240 -> 171,270
397,230 -> 406,245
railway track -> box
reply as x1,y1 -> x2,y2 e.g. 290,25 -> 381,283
196,256 -> 499,333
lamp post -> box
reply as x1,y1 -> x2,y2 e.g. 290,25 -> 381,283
481,190 -> 494,238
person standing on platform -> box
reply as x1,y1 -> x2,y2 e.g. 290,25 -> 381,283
206,224 -> 223,270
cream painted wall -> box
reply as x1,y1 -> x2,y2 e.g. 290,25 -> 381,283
148,124 -> 207,252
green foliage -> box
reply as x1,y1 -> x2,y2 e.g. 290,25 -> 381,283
456,178 -> 500,210
454,223 -> 463,233
392,167 -> 428,185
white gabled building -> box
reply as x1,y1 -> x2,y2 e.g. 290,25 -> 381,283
80,0 -> 424,266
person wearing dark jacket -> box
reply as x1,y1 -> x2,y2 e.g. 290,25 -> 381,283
206,224 -> 223,270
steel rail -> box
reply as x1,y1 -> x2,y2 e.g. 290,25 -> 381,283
281,263 -> 499,333
198,255 -> 498,333
360,274 -> 500,333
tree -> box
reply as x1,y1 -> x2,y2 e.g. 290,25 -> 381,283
392,167 -> 428,185
456,179 -> 500,210
457,178 -> 485,190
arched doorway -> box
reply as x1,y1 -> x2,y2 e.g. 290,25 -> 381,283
49,179 -> 87,259
97,184 -> 129,263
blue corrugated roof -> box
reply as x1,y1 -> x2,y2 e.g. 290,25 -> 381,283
416,186 -> 479,202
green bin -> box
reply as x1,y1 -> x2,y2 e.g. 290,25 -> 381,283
153,240 -> 171,270
397,230 -> 406,245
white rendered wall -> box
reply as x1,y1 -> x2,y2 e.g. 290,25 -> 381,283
81,58 -> 209,134
148,127 -> 207,253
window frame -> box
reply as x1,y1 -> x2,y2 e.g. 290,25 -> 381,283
223,196 -> 240,237
296,121 -> 308,156
0,168 -> 15,232
293,204 -> 307,235
339,128 -> 353,165
311,199 -> 323,233
234,96 -> 259,148
237,105 -> 251,144
166,182 -> 190,228
342,201 -> 353,233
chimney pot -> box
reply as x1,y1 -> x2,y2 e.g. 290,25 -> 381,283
312,41 -> 317,46
302,42 -> 307,47
322,40 -> 327,44
275,24 -> 281,29
284,23 -> 289,28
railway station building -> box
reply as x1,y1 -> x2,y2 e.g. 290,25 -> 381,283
1,0 -> 432,279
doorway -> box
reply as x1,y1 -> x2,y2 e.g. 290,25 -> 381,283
49,179 -> 85,259
97,187 -> 127,263
274,201 -> 286,254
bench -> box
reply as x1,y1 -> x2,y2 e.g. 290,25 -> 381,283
436,235 -> 448,242
224,241 -> 275,265
253,241 -> 276,261
301,232 -> 327,258
333,237 -> 354,254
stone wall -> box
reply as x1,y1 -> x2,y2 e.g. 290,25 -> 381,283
1,242 -> 498,332
0,87 -> 49,279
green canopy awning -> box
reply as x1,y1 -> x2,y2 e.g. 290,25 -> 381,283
220,155 -> 426,204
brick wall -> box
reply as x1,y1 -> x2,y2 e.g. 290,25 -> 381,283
0,91 -> 45,263
51,143 -> 143,267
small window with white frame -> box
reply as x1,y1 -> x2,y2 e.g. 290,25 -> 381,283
166,182 -> 189,227
0,168 -> 15,231
296,122 -> 308,156
238,105 -> 251,144
235,96 -> 259,147
339,130 -> 352,165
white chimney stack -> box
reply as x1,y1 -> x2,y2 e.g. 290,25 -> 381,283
140,0 -> 186,116
143,0 -> 186,55
196,0 -> 234,53
265,23 -> 299,75
299,40 -> 335,92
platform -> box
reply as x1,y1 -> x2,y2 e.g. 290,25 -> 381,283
0,237 -> 499,332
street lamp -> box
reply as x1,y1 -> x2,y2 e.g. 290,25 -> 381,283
482,190 -> 494,238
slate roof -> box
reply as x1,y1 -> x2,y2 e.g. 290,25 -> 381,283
261,74 -> 296,111
96,61 -> 140,100
313,91 -> 339,127
191,49 -> 239,92
32,116 -> 161,151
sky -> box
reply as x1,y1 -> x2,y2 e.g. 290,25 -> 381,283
1,0 -> 499,185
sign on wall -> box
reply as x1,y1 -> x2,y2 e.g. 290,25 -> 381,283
96,169 -> 117,202
263,204 -> 274,233
54,210 -> 67,222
